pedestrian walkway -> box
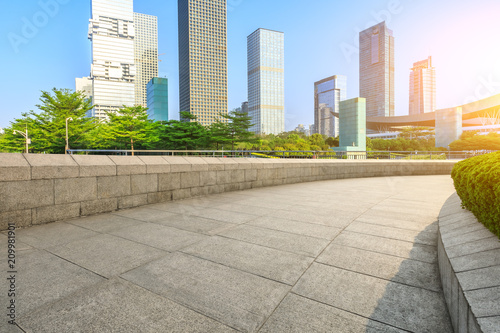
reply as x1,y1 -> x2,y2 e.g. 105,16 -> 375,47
2,175 -> 455,332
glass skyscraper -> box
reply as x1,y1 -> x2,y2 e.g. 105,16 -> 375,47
247,28 -> 285,135
134,13 -> 158,108
314,75 -> 347,138
359,21 -> 394,118
409,56 -> 436,115
147,77 -> 168,122
178,0 -> 228,126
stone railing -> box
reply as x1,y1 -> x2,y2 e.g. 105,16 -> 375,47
438,194 -> 500,333
0,153 -> 457,230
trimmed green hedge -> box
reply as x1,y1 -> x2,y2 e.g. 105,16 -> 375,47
451,152 -> 500,238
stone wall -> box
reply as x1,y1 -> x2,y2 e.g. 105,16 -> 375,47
0,153 -> 457,230
438,194 -> 500,333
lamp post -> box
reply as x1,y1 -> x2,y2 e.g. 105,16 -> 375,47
65,117 -> 73,154
13,124 -> 30,154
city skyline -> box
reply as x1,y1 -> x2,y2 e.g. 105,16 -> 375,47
1,0 -> 500,130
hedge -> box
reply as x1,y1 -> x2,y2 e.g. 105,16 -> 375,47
451,152 -> 500,238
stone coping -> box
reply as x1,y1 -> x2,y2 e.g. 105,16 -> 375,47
438,193 -> 500,333
0,153 -> 457,230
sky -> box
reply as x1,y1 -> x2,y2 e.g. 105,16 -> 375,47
1,0 -> 500,131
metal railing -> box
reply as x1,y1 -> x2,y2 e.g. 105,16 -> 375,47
67,149 -> 496,160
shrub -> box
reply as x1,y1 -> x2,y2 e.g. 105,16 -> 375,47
451,152 -> 500,238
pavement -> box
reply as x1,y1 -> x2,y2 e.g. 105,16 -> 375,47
1,175 -> 456,333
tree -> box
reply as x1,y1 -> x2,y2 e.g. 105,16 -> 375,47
98,106 -> 158,155
0,88 -> 95,153
449,132 -> 500,151
156,112 -> 210,150
219,110 -> 256,150
326,136 -> 339,148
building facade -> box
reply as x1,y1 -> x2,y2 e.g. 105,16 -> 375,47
314,75 -> 347,138
334,97 -> 367,152
147,77 -> 169,122
178,0 -> 228,126
359,21 -> 394,119
134,12 -> 158,108
75,77 -> 93,100
247,28 -> 285,135
241,101 -> 249,115
409,56 -> 436,115
88,0 -> 136,119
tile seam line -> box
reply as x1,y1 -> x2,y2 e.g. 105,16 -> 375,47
286,292 -> 414,333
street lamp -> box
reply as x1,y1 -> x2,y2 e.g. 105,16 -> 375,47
65,117 -> 73,154
13,124 -> 30,154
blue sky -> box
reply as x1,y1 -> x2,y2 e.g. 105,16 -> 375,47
1,0 -> 500,131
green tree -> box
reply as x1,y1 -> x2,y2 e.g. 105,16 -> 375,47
449,132 -> 500,151
97,106 -> 158,155
219,110 -> 256,150
0,88 -> 94,153
326,136 -> 339,147
156,112 -> 210,150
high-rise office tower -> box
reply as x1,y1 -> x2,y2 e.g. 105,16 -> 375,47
314,75 -> 347,137
88,0 -> 136,119
178,0 -> 228,126
247,28 -> 285,135
75,77 -> 93,100
409,56 -> 436,115
134,12 -> 158,108
241,101 -> 249,115
359,21 -> 394,118
147,77 -> 169,121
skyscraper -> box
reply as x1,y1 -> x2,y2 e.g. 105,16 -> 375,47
359,21 -> 394,118
247,28 -> 285,135
147,77 -> 169,121
87,0 -> 158,119
134,12 -> 158,108
88,0 -> 136,119
178,0 -> 228,126
409,56 -> 436,115
314,75 -> 347,138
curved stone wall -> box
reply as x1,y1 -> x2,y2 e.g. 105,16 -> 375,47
0,153 -> 457,231
438,194 -> 500,333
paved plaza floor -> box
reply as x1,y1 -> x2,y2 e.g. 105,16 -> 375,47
1,175 -> 456,332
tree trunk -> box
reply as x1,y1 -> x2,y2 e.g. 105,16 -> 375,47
131,138 -> 134,156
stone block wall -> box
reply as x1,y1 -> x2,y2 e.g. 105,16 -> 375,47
0,154 -> 457,230
438,193 -> 500,333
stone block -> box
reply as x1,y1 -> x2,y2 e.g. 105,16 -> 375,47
216,170 -> 232,184
0,209 -> 32,230
224,183 -> 243,192
137,156 -> 171,174
251,180 -> 263,188
0,179 -> 54,211
245,169 -> 258,182
118,194 -> 148,209
80,198 -> 118,216
131,174 -> 158,194
54,177 -> 97,204
181,171 -> 200,188
191,186 -> 210,197
108,156 -> 146,175
72,155 -> 116,177
201,157 -> 225,171
231,169 -> 245,183
200,171 -> 217,186
233,159 -> 252,169
158,173 -> 181,191
183,157 -> 209,171
147,191 -> 172,204
0,153 -> 31,181
97,176 -> 131,199
219,158 -> 239,170
207,185 -> 225,195
24,154 -> 79,179
33,203 -> 80,224
172,188 -> 192,200
163,156 -> 192,172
